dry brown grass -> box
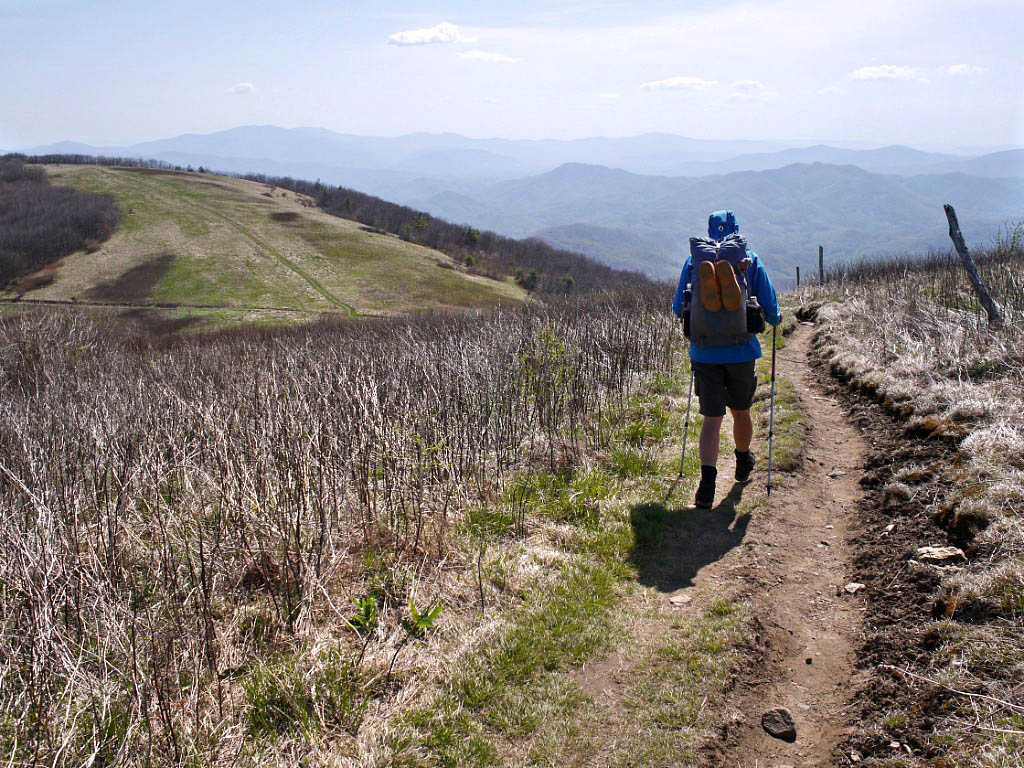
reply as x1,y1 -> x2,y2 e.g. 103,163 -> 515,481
797,241 -> 1024,765
0,293 -> 675,767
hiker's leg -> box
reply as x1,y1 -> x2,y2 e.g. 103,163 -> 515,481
729,408 -> 753,453
699,415 -> 723,466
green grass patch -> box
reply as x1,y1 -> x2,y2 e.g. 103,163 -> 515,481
617,599 -> 746,767
398,456 -> 636,765
504,466 -> 615,527
390,345 -> 747,767
242,649 -> 367,738
400,548 -> 623,766
40,166 -> 525,325
609,446 -> 659,478
753,372 -> 804,472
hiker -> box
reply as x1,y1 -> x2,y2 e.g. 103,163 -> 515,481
672,210 -> 781,509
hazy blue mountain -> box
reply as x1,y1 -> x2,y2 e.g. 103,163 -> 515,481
411,162 -> 1024,284
947,149 -> 1024,178
664,145 -> 1024,178
20,125 -> 1023,285
24,126 -> 802,180
534,223 -> 680,276
386,148 -> 526,180
25,126 -> 1023,195
665,145 -> 953,176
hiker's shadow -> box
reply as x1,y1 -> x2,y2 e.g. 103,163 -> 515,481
629,482 -> 750,592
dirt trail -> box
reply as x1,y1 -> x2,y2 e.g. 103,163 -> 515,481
577,322 -> 868,766
716,322 -> 868,766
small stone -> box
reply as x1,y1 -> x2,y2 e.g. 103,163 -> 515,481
916,546 -> 966,564
844,582 -> 866,594
828,469 -> 845,478
850,750 -> 862,762
889,740 -> 901,749
884,523 -> 896,534
761,707 -> 797,742
805,657 -> 813,664
669,594 -> 692,606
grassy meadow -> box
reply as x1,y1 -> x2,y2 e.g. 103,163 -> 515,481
1,165 -> 524,328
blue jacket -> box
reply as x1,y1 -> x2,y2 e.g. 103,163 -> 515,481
672,251 -> 781,364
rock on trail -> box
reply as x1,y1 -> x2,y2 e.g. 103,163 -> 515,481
762,707 -> 798,742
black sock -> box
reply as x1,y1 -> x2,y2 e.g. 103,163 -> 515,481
701,464 -> 717,482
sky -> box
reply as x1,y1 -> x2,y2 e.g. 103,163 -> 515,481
1,0 -> 1022,152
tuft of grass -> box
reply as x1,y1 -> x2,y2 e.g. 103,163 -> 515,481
504,466 -> 615,527
623,399 -> 673,447
609,446 -> 659,478
613,599 -> 746,767
399,529 -> 624,765
242,649 -> 367,738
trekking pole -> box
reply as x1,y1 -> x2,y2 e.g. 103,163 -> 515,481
767,324 -> 777,497
678,369 -> 694,478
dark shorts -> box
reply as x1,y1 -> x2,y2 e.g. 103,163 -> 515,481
691,360 -> 758,417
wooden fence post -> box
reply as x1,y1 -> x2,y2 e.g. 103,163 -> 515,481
796,266 -> 800,288
818,245 -> 824,285
944,204 -> 1003,328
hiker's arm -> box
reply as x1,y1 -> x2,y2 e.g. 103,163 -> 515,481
672,258 -> 691,319
751,257 -> 782,325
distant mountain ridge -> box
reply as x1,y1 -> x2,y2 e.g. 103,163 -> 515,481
18,126 -> 1024,284
23,125 -> 1024,193
409,161 -> 1024,282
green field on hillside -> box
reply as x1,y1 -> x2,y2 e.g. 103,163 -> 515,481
1,165 -> 524,327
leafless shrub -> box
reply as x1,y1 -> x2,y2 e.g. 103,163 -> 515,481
0,290 -> 674,765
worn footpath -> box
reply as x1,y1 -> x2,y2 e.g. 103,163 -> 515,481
579,321 -> 869,767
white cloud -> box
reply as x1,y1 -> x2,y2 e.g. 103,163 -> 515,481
387,22 -> 472,46
817,85 -> 842,95
947,63 -> 986,76
729,80 -> 780,104
457,49 -> 521,63
640,75 -> 720,91
849,64 -> 929,83
227,82 -> 257,95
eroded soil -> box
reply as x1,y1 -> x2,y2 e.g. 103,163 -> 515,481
718,322 -> 868,767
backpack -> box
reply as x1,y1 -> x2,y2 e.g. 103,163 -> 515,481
685,233 -> 763,346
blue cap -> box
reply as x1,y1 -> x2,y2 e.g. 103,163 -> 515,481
708,210 -> 739,240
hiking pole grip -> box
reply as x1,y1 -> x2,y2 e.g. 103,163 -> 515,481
767,325 -> 777,497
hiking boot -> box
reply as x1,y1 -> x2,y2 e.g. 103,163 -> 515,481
735,449 -> 756,483
698,260 -> 722,312
716,259 -> 743,312
695,465 -> 717,509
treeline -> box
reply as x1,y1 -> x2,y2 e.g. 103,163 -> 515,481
21,153 -> 207,173
18,153 -> 659,295
0,155 -> 121,285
